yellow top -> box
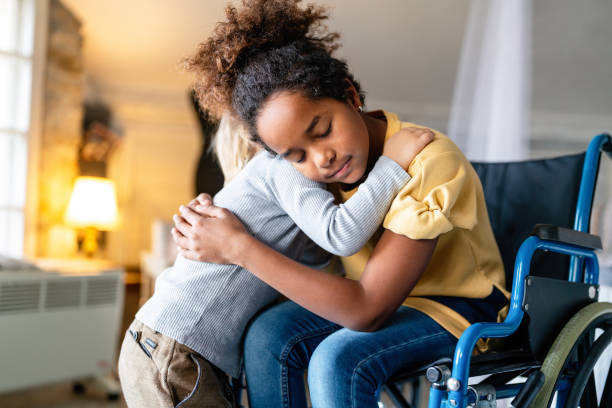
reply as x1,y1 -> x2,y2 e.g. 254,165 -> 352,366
339,111 -> 510,353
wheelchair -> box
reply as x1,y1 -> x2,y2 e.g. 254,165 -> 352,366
383,133 -> 612,408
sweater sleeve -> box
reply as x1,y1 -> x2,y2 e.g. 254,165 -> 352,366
269,156 -> 410,256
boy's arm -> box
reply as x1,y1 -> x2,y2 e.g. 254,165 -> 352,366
269,156 -> 409,256
268,126 -> 433,257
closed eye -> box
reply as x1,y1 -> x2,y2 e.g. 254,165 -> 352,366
317,121 -> 332,138
282,148 -> 306,164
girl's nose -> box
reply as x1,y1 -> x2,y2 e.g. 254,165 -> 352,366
313,148 -> 335,168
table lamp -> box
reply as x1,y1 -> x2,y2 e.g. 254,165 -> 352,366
65,176 -> 119,257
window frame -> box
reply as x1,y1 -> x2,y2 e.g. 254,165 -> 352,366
0,0 -> 49,258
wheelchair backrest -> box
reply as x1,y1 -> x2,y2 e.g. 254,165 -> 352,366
471,153 -> 585,289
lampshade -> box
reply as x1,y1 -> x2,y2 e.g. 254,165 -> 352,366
65,176 -> 119,230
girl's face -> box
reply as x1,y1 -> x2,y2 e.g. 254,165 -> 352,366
255,90 -> 370,184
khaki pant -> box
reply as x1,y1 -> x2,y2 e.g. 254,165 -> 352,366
118,319 -> 234,408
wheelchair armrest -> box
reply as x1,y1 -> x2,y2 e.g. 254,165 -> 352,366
532,224 -> 602,249
447,234 -> 600,404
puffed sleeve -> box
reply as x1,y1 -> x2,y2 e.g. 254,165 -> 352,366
383,151 -> 478,239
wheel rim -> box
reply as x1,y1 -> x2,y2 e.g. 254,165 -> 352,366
529,302 -> 612,408
564,324 -> 612,407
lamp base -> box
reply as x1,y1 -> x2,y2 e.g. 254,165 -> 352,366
80,227 -> 99,258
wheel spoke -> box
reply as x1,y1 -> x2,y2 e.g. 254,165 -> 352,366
599,360 -> 612,408
579,373 -> 597,408
566,326 -> 612,407
530,303 -> 612,408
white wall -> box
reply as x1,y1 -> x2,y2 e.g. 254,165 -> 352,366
58,0 -> 612,266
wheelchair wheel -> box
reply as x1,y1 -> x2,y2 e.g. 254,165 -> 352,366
564,325 -> 612,407
530,302 -> 612,408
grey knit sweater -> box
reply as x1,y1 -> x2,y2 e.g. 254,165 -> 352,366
136,151 -> 409,377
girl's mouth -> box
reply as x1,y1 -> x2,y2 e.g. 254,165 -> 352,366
330,157 -> 351,179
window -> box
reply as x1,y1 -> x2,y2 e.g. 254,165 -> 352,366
0,0 -> 35,257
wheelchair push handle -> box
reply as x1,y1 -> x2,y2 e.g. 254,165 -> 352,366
574,132 -> 611,233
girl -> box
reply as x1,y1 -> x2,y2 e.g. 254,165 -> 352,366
174,0 -> 510,407
119,99 -> 432,406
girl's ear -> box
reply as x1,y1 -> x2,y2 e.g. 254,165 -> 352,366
344,78 -> 362,111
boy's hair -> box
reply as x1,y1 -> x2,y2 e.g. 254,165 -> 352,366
183,0 -> 365,146
213,112 -> 260,183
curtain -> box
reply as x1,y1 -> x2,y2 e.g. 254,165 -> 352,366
447,0 -> 531,162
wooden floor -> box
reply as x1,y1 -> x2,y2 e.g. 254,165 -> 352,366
0,377 -> 128,408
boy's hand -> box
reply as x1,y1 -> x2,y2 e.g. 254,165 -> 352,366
382,126 -> 435,169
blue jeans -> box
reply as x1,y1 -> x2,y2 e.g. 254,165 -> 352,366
243,301 -> 458,408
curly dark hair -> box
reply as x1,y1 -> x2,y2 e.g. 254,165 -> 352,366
183,0 -> 365,144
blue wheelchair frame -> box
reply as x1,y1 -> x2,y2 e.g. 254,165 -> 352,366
428,133 -> 611,408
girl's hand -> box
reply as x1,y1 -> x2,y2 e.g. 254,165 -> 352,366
171,195 -> 251,264
382,126 -> 434,169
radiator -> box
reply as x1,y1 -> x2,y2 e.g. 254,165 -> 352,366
0,268 -> 124,393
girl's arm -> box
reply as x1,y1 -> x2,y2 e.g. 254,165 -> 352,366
174,202 -> 436,332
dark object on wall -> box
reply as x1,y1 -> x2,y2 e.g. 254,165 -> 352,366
190,90 -> 224,196
79,102 -> 123,177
